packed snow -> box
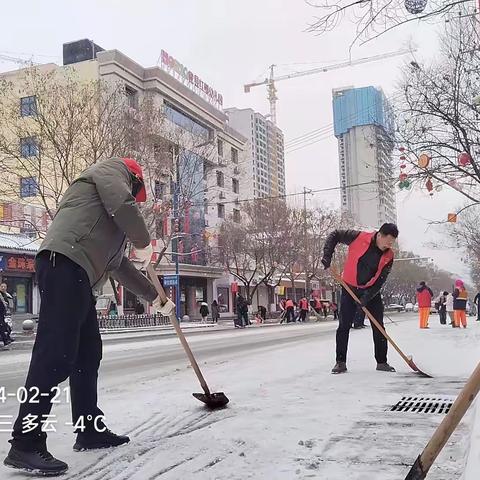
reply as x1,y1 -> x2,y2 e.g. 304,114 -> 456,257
1,315 -> 479,479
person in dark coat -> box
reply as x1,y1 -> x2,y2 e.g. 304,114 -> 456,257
199,302 -> 209,322
438,291 -> 448,325
0,294 -> 12,347
4,158 -> 175,476
211,300 -> 220,323
322,223 -> 398,374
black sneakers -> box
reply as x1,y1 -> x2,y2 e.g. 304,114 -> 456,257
331,361 -> 347,374
376,362 -> 396,372
4,446 -> 68,476
73,428 -> 130,451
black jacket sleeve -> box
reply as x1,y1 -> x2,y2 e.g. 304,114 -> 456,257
110,256 -> 158,303
322,230 -> 360,264
0,298 -> 5,322
427,287 -> 434,297
360,259 -> 393,305
474,293 -> 480,304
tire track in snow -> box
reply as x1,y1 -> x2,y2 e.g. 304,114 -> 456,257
66,409 -> 233,480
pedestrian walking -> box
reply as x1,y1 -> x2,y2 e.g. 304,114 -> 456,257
322,223 -> 398,374
235,294 -> 248,328
258,305 -> 267,323
331,301 -> 338,320
474,290 -> 480,322
453,279 -> 468,328
437,291 -> 448,325
0,292 -> 12,347
0,282 -> 13,342
199,302 -> 209,323
211,300 -> 220,323
3,158 -> 175,476
446,291 -> 455,326
416,281 -> 433,329
298,296 -> 309,322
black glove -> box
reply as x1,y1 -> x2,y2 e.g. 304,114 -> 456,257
321,257 -> 331,269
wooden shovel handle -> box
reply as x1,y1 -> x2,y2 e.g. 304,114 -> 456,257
405,361 -> 480,479
146,264 -> 211,396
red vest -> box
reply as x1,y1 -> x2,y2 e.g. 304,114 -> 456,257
417,288 -> 432,308
285,299 -> 294,308
342,232 -> 394,288
299,298 -> 308,310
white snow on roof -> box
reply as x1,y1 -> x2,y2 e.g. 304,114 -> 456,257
0,233 -> 41,252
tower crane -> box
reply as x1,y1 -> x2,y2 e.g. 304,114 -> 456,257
244,48 -> 416,125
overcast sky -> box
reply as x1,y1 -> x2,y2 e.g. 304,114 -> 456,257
0,0 -> 471,280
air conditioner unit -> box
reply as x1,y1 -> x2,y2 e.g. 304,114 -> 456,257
219,191 -> 226,199
233,167 -> 240,175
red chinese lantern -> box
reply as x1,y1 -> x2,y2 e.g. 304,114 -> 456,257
399,147 -> 405,152
418,154 -> 430,168
400,164 -> 406,169
426,178 -> 433,194
400,156 -> 406,161
399,173 -> 408,181
458,152 -> 471,167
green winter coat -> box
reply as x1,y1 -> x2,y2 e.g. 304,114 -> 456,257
38,157 -> 157,302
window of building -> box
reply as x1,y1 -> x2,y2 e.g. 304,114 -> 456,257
125,85 -> 138,109
231,147 -> 238,164
164,103 -> 210,140
20,96 -> 37,117
217,203 -> 225,219
233,209 -> 241,223
20,177 -> 38,198
217,139 -> 223,157
154,180 -> 166,200
232,178 -> 239,194
20,137 -> 38,157
216,170 -> 225,188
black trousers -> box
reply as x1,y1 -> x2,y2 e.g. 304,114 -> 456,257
299,309 -> 307,322
439,308 -> 447,325
336,287 -> 387,364
286,306 -> 295,322
11,252 -> 103,451
0,317 -> 10,344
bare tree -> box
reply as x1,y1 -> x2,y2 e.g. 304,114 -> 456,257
306,0 -> 472,46
0,66 -> 166,235
395,17 -> 480,204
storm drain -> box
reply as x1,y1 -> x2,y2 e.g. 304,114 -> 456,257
390,396 -> 455,414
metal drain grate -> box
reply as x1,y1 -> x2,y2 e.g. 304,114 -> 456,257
390,396 -> 454,414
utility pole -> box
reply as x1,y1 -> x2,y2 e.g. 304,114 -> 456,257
173,148 -> 181,320
302,187 -> 312,296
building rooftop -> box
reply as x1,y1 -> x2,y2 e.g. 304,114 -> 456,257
0,233 -> 41,253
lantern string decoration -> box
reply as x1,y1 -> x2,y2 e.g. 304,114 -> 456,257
458,152 -> 471,167
405,0 -> 428,14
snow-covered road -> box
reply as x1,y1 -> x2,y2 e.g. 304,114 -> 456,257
1,314 -> 479,479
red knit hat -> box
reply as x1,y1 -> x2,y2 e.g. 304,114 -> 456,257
122,158 -> 146,202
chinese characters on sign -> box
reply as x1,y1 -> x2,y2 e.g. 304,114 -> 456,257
160,50 -> 224,107
0,254 -> 35,273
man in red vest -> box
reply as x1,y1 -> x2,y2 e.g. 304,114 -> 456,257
298,296 -> 309,322
321,223 -> 398,374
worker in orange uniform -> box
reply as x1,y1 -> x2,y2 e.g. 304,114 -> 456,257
416,281 -> 433,329
453,279 -> 468,328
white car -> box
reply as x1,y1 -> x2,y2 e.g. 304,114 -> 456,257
386,303 -> 405,312
413,303 -> 419,312
405,302 -> 414,312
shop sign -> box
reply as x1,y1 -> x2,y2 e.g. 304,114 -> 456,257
163,274 -> 179,287
0,254 -> 35,273
160,50 -> 223,107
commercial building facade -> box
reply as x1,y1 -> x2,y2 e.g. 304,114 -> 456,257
332,86 -> 397,228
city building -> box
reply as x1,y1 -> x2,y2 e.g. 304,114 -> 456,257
332,86 -> 397,228
224,107 -> 286,200
0,40 -> 248,318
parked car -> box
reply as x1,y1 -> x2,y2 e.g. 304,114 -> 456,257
386,303 -> 405,312
405,302 -> 414,312
413,303 -> 419,312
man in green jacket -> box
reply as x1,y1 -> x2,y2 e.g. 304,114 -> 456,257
4,158 -> 174,476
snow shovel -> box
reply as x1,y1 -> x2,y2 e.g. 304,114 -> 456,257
146,264 -> 229,409
330,267 -> 432,378
405,360 -> 480,479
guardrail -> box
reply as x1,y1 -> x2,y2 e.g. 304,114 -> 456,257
97,314 -> 171,329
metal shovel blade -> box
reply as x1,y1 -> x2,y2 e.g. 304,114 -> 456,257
192,392 -> 230,409
407,357 -> 433,378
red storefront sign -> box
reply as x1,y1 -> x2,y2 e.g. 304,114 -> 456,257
2,254 -> 35,273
